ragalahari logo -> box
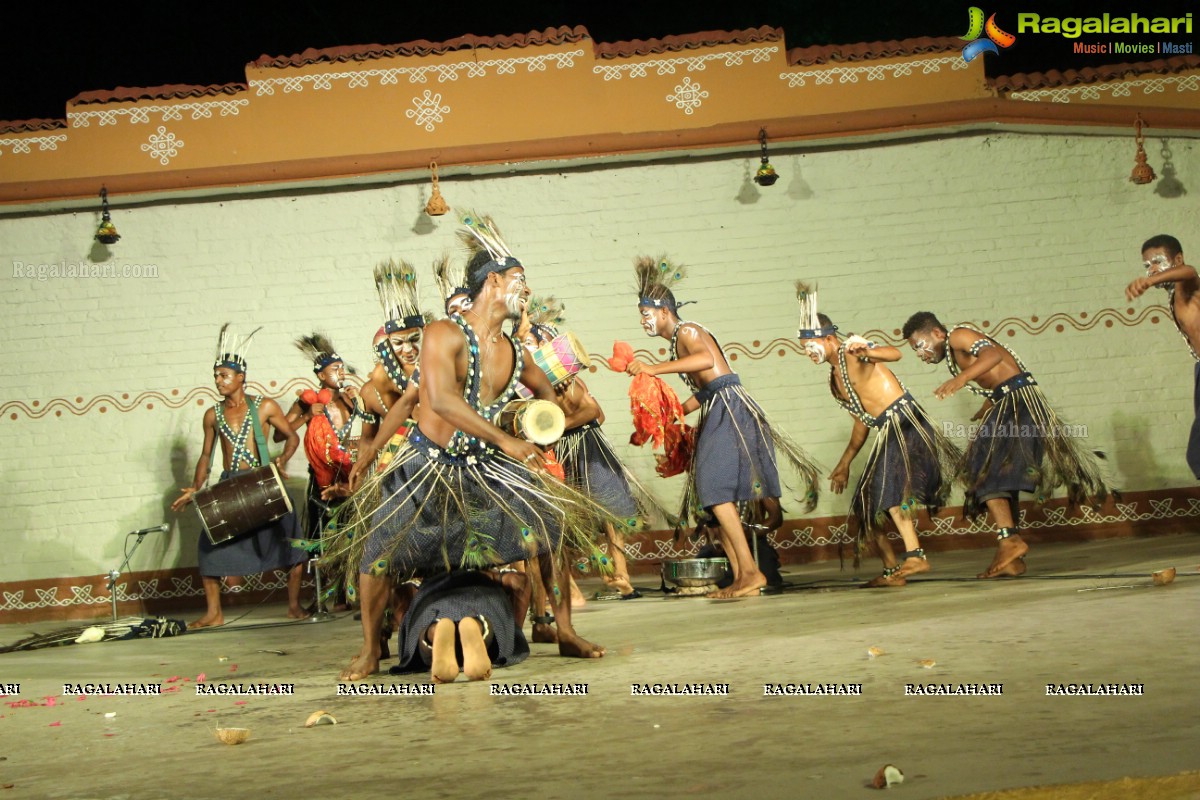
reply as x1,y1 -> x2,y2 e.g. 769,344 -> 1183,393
961,7 -> 1017,61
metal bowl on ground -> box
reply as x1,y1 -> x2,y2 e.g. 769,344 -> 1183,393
662,558 -> 731,588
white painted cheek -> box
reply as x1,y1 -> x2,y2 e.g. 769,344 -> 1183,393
643,317 -> 657,336
804,342 -> 827,364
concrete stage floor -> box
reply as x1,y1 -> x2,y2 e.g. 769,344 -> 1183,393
1,534 -> 1198,800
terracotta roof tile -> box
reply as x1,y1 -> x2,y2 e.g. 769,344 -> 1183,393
786,36 -> 964,66
0,118 -> 67,134
993,55 -> 1200,92
251,26 -> 592,69
68,83 -> 248,106
592,27 -> 783,58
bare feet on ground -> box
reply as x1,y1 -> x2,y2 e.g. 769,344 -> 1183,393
603,573 -> 636,595
984,556 -> 1027,578
338,644 -> 380,681
708,569 -> 767,599
570,577 -> 587,609
978,535 -> 1029,579
862,572 -> 907,588
287,606 -> 310,620
430,618 -> 460,684
558,632 -> 605,659
458,617 -> 492,681
894,556 -> 931,579
189,613 -> 224,629
531,622 -> 558,643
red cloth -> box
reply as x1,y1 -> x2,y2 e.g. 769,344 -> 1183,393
300,388 -> 353,488
627,373 -> 694,478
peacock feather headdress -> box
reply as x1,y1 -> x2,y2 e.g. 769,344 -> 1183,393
795,281 -> 837,339
295,333 -> 355,375
526,295 -> 565,341
432,253 -> 471,314
457,211 -> 522,289
374,258 -> 425,333
214,323 -> 262,374
635,255 -> 687,312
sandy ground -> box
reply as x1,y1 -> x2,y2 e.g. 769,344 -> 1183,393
0,534 -> 1197,800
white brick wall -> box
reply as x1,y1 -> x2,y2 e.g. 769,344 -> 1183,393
1,131 -> 1197,583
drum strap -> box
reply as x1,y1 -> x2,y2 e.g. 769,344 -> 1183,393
207,397 -> 273,479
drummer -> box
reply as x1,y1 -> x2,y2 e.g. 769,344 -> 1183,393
171,325 -> 308,628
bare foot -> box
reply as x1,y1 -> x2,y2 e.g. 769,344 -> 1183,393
978,535 -> 1029,579
287,606 -> 310,620
558,632 -> 605,659
893,556 -> 931,579
708,570 -> 767,599
532,622 -> 558,644
430,619 -> 459,684
984,556 -> 1027,579
189,613 -> 224,629
570,577 -> 587,609
862,572 -> 907,588
603,573 -> 635,596
458,618 -> 492,681
338,644 -> 380,681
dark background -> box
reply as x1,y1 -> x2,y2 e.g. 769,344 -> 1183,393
1,0 -> 1195,122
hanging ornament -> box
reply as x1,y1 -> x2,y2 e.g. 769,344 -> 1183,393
424,161 -> 449,216
95,186 -> 121,244
1129,113 -> 1157,185
753,127 -> 779,187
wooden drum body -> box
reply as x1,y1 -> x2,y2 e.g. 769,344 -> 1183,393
193,464 -> 293,545
497,399 -> 565,446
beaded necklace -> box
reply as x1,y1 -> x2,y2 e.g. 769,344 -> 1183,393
375,340 -> 412,392
828,344 -> 896,427
214,396 -> 260,469
324,397 -> 355,444
945,324 -> 1028,399
444,315 -> 522,456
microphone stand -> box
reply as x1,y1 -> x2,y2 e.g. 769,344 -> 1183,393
107,527 -> 159,622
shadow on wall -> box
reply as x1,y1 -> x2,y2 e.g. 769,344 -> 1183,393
1110,410 -> 1165,489
1154,138 -> 1187,200
736,159 -> 760,205
164,436 -> 200,569
786,157 -> 815,201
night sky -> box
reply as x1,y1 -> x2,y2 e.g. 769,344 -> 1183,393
1,0 -> 1195,122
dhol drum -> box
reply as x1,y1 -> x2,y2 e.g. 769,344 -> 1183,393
530,333 -> 591,386
193,464 -> 293,546
498,399 -> 565,446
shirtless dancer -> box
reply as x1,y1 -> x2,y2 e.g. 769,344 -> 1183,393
518,300 -> 660,599
902,311 -> 1108,578
334,216 -> 612,679
1125,235 -> 1200,477
171,325 -> 306,626
626,256 -> 821,598
796,287 -> 959,587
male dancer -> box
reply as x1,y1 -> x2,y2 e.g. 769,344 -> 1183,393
518,299 -> 662,598
626,256 -> 821,598
796,286 -> 959,587
352,261 -> 426,482
1125,235 -> 1200,476
282,335 -> 359,535
333,215 -> 613,679
171,325 -> 307,626
902,311 -> 1108,578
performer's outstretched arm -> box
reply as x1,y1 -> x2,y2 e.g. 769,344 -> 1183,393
172,409 -> 217,511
